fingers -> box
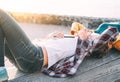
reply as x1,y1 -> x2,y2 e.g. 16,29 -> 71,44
75,29 -> 88,40
53,32 -> 64,38
47,32 -> 64,39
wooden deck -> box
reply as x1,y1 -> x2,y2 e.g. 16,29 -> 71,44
7,23 -> 120,82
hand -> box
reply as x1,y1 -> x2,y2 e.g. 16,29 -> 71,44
47,32 -> 64,39
75,29 -> 89,40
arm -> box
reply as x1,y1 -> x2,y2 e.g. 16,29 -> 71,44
75,28 -> 93,40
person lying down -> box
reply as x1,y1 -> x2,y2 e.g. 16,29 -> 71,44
0,9 -> 119,81
33,23 -> 119,77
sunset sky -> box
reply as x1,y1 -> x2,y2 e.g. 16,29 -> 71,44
0,0 -> 120,18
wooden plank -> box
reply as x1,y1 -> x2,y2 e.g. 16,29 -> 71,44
65,57 -> 120,82
9,49 -> 120,82
74,48 -> 120,77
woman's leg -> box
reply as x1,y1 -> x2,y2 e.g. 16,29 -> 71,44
0,25 -> 4,66
0,27 -> 16,67
0,9 -> 44,73
0,24 -> 9,82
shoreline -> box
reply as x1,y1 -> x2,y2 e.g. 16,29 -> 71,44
9,11 -> 120,29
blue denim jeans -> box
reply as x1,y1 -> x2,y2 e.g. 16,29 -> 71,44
0,9 -> 44,73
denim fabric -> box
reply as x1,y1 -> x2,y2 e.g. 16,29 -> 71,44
0,9 -> 44,73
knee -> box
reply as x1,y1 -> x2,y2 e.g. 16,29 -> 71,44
0,8 -> 7,19
0,8 -> 5,14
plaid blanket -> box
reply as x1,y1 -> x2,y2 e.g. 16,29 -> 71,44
42,26 -> 119,78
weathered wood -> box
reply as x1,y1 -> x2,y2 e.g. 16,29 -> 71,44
8,49 -> 120,82
66,50 -> 120,82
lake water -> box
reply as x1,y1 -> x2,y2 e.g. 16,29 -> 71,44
0,0 -> 120,18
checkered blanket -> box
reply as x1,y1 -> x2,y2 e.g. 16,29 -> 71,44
42,26 -> 119,77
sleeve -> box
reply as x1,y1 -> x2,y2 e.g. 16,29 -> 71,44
90,26 -> 119,58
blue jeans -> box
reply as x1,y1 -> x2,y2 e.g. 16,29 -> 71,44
0,9 -> 44,73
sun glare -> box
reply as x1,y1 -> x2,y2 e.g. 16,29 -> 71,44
0,0 -> 120,18
0,0 -> 67,13
0,0 -> 36,12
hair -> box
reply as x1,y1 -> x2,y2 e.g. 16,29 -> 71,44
90,43 -> 109,58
